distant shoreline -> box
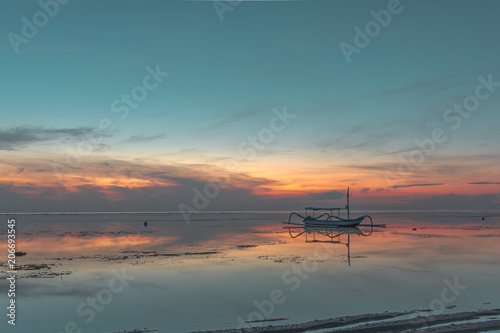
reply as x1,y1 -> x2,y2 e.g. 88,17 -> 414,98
2,210 -> 500,215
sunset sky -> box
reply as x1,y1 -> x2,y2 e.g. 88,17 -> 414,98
1,0 -> 499,212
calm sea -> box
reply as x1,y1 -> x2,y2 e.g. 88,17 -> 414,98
1,211 -> 499,333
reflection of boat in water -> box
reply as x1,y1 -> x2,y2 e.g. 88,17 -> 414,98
287,225 -> 371,241
285,225 -> 374,265
283,188 -> 372,228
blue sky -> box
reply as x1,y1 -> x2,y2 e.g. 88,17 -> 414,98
1,0 -> 499,211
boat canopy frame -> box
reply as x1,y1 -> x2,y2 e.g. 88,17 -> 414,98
304,206 -> 347,219
304,187 -> 351,219
283,187 -> 374,227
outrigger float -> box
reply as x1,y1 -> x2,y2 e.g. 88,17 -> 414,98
284,187 -> 373,228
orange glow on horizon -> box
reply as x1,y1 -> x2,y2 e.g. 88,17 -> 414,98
18,234 -> 177,256
1,156 -> 499,203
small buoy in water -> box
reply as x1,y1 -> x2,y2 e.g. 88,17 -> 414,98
144,221 -> 148,227
412,228 -> 417,231
482,217 -> 485,221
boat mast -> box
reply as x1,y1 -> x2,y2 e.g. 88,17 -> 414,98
347,187 -> 350,219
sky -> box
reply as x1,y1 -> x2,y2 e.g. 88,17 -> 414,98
1,0 -> 499,212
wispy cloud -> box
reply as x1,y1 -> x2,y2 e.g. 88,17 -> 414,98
122,133 -> 169,144
207,108 -> 263,130
391,183 -> 445,189
468,182 -> 500,185
353,72 -> 467,102
407,193 -> 499,210
305,190 -> 345,201
317,130 -> 396,153
0,126 -> 103,150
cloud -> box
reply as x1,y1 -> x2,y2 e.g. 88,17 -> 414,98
391,183 -> 445,189
305,190 -> 346,201
317,131 -> 396,153
468,182 -> 500,185
0,182 -> 287,213
353,72 -> 466,101
0,154 -> 284,211
122,132 -> 169,143
2,152 -> 279,190
207,108 -> 263,130
341,163 -> 395,171
1,152 -> 497,212
0,126 -> 104,150
2,174 -> 499,212
407,193 -> 500,210
381,147 -> 422,156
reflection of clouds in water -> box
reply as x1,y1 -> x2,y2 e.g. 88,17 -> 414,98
18,234 -> 177,255
14,275 -> 169,299
472,234 -> 500,237
392,231 -> 457,238
14,212 -> 288,248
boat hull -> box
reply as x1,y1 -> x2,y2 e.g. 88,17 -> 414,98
303,216 -> 364,227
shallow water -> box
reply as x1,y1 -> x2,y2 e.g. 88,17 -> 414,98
1,211 -> 499,333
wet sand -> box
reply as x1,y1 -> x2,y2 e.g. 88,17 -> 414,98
190,309 -> 500,333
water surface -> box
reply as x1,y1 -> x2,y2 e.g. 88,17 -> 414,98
1,211 -> 499,333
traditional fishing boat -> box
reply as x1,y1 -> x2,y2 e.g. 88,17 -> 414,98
284,187 -> 372,227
